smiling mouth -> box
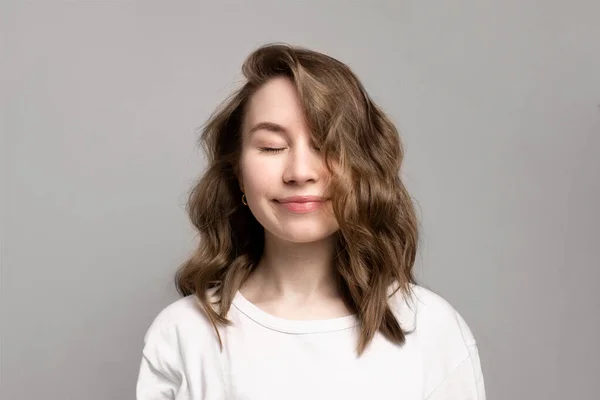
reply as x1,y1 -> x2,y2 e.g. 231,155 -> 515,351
274,197 -> 327,213
276,196 -> 326,203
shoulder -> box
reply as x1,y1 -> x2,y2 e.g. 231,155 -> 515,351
389,283 -> 476,345
142,294 -> 217,349
406,284 -> 476,346
390,284 -> 483,397
137,295 -> 221,398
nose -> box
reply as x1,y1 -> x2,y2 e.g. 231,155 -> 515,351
282,144 -> 321,185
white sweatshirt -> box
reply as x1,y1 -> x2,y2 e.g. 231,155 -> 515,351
136,284 -> 485,399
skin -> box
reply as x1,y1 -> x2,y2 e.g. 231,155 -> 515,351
237,77 -> 352,320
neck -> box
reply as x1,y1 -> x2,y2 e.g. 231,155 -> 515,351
245,231 -> 340,301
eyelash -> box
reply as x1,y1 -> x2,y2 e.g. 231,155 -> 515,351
258,146 -> 321,154
258,147 -> 286,154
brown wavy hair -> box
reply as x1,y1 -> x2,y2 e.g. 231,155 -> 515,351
175,43 -> 419,355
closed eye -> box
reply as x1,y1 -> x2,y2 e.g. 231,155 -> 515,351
258,147 -> 286,154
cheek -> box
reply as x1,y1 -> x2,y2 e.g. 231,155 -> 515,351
239,155 -> 279,196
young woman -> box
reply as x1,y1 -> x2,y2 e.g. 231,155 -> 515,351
136,43 -> 485,400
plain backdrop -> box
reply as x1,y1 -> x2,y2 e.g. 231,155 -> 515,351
2,1 -> 599,399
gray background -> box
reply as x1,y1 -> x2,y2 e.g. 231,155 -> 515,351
2,1 -> 599,399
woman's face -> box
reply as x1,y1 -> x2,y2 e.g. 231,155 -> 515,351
238,77 -> 339,244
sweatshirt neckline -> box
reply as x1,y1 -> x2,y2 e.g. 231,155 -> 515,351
232,291 -> 359,334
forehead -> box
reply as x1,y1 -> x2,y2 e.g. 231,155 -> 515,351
243,77 -> 306,130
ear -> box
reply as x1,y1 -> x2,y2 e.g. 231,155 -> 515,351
234,165 -> 244,192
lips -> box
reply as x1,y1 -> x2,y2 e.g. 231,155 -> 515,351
277,196 -> 326,203
275,196 -> 327,213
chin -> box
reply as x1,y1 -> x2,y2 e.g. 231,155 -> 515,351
272,225 -> 339,244
251,208 -> 339,244
282,234 -> 333,244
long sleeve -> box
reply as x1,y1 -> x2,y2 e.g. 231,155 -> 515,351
425,344 -> 486,400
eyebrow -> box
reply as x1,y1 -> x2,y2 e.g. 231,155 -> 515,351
247,121 -> 289,136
